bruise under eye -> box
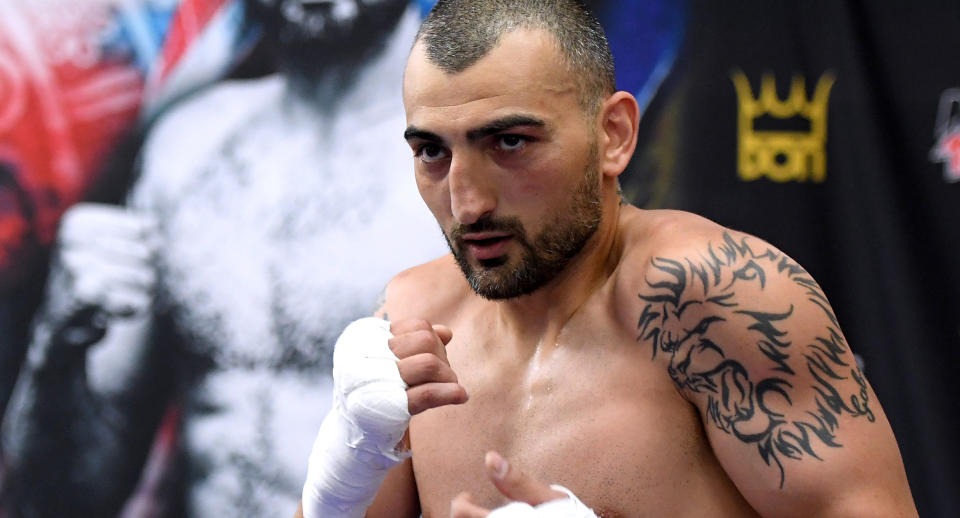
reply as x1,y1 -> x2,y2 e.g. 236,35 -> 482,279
495,134 -> 530,152
418,144 -> 448,162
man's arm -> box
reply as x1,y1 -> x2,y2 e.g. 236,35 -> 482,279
635,230 -> 916,517
357,287 -> 426,518
295,457 -> 417,518
363,457 -> 420,517
295,317 -> 458,518
295,268 -> 467,518
1,254 -> 175,517
2,149 -> 173,517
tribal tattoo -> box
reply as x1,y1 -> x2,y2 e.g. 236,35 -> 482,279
636,232 -> 874,487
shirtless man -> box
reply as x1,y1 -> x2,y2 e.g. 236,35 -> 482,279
295,1 -> 918,516
1,1 -> 445,516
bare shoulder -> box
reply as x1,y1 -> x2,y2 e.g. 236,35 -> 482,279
614,207 -> 811,306
375,254 -> 470,324
616,207 -> 850,403
614,208 -> 915,514
610,208 -> 730,314
616,207 -> 732,266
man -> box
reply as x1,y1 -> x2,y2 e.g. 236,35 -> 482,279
1,0 -> 444,516
295,1 -> 918,516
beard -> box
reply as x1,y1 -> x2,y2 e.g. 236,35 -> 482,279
249,0 -> 409,81
444,157 -> 603,301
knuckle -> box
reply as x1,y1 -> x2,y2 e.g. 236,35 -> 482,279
411,328 -> 436,341
417,354 -> 444,377
399,355 -> 445,386
387,336 -> 401,354
401,318 -> 433,333
395,355 -> 416,375
410,329 -> 440,351
388,335 -> 412,358
418,384 -> 442,407
408,318 -> 432,330
390,329 -> 441,358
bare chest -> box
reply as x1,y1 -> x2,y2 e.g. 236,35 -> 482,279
409,323 -> 729,518
150,123 -> 445,370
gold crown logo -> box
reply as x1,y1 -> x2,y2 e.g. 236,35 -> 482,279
731,70 -> 835,182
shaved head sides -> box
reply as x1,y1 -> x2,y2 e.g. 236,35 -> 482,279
415,0 -> 616,114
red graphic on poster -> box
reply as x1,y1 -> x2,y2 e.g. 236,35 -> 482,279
0,2 -> 144,286
932,133 -> 960,182
157,0 -> 229,83
932,88 -> 960,183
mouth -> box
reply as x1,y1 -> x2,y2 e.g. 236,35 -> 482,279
461,233 -> 513,261
298,0 -> 341,7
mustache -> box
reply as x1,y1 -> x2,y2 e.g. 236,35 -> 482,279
448,216 -> 527,243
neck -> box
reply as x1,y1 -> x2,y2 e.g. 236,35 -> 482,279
490,182 -> 625,349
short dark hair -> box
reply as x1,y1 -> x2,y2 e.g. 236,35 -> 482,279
416,0 -> 616,114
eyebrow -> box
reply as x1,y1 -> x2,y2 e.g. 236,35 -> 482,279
465,115 -> 546,141
403,127 -> 443,143
403,114 -> 547,144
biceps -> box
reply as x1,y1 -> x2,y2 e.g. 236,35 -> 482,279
705,379 -> 914,517
682,329 -> 872,483
634,234 -> 914,514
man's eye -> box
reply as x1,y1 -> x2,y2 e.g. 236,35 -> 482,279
496,135 -> 527,152
417,144 -> 449,163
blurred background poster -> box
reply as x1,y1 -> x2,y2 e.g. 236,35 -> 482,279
0,0 -> 956,517
0,0 -> 250,414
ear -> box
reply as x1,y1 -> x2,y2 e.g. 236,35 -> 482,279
596,91 -> 640,178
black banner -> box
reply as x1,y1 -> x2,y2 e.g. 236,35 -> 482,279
624,1 -> 960,515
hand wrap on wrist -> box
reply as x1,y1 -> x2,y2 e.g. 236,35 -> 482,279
302,318 -> 410,518
487,485 -> 598,518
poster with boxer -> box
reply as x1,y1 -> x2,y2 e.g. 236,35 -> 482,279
0,0 -> 253,515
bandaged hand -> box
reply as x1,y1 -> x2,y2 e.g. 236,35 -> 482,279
44,204 -> 160,347
450,451 -> 598,518
302,317 -> 468,518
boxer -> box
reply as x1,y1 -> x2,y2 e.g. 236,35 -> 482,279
295,1 -> 918,516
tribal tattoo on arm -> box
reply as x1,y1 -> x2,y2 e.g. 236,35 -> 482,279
636,232 -> 874,487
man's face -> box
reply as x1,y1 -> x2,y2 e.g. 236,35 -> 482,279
403,30 -> 605,299
444,152 -> 601,299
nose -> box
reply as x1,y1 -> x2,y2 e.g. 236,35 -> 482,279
448,152 -> 497,225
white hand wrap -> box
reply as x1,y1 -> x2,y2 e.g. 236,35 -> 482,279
487,485 -> 598,518
302,318 -> 411,518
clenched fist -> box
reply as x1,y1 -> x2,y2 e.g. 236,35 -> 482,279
390,318 -> 468,416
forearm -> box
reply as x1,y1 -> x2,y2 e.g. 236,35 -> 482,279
1,310 -> 171,517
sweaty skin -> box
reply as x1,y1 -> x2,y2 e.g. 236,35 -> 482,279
374,209 -> 917,518
298,27 -> 916,518
385,211 -> 761,518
